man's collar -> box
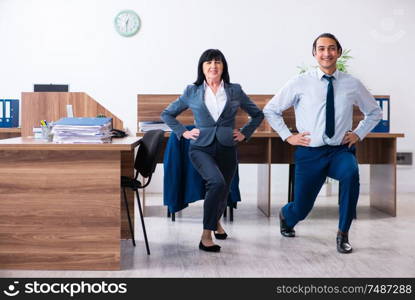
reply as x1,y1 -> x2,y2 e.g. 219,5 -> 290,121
317,68 -> 339,80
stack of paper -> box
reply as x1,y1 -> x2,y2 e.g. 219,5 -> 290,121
139,121 -> 171,132
52,117 -> 112,144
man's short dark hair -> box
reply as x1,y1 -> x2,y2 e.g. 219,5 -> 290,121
312,33 -> 342,56
194,49 -> 230,86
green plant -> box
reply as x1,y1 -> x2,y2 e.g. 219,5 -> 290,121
297,49 -> 353,74
336,49 -> 352,72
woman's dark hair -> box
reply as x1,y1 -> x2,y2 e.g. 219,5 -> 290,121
312,33 -> 342,56
194,49 -> 230,86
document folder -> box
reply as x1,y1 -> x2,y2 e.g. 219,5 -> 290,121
0,99 -> 19,128
52,117 -> 113,144
372,96 -> 390,133
54,117 -> 112,126
0,100 -> 3,126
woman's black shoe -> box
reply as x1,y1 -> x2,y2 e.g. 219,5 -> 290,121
214,232 -> 228,240
199,241 -> 221,252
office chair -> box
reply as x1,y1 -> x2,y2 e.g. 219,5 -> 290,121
163,126 -> 241,222
168,203 -> 235,221
121,129 -> 164,255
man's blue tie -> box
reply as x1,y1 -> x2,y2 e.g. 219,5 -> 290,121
323,75 -> 335,138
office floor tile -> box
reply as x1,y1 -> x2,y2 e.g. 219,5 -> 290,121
1,193 -> 414,278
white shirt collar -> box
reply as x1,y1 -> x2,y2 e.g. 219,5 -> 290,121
204,80 -> 224,89
317,68 -> 339,80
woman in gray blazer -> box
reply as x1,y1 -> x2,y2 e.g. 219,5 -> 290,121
161,49 -> 264,252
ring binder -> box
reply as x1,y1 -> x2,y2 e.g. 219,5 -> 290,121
0,99 -> 19,128
372,96 -> 390,133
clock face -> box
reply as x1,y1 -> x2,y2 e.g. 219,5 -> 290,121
114,10 -> 141,37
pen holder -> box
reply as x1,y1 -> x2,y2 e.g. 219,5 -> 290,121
41,124 -> 53,142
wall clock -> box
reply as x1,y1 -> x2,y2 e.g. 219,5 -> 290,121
114,10 -> 141,37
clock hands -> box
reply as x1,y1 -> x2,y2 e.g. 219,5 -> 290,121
125,16 -> 130,30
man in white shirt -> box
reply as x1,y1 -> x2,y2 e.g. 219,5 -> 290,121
263,33 -> 382,253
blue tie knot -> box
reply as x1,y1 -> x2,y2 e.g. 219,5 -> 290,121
323,75 -> 334,82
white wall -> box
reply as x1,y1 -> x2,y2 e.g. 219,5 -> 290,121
1,0 -> 414,192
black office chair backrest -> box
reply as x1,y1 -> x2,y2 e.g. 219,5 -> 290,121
135,129 -> 164,179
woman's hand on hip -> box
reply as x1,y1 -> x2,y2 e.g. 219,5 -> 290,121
233,129 -> 246,142
182,128 -> 200,140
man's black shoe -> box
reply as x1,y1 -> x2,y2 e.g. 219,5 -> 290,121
336,234 -> 353,254
279,211 -> 295,237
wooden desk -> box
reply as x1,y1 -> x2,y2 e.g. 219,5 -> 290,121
138,131 -> 404,218
137,94 -> 404,218
240,132 -> 405,217
0,137 -> 140,270
0,128 -> 21,139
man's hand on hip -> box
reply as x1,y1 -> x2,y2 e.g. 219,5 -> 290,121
286,132 -> 311,146
342,131 -> 360,148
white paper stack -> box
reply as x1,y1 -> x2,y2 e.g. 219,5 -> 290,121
138,121 -> 171,132
52,117 -> 112,144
